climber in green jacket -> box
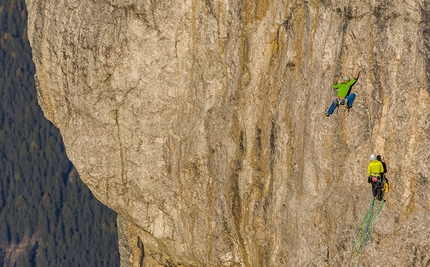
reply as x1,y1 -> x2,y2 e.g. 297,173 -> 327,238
325,68 -> 361,117
367,154 -> 385,200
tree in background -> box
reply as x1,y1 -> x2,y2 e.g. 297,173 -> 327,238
0,0 -> 119,265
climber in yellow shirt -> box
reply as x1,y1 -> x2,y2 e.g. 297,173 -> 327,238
367,154 -> 385,200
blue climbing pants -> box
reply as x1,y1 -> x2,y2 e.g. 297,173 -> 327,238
326,93 -> 356,115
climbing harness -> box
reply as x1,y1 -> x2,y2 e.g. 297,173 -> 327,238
333,97 -> 347,106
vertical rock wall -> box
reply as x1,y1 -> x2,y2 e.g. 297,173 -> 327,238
26,0 -> 430,266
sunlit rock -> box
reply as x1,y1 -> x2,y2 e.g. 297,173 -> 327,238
26,0 -> 430,266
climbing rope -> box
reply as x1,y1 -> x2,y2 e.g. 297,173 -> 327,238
350,196 -> 385,266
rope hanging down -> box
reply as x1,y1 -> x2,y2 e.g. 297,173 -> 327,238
350,197 -> 385,265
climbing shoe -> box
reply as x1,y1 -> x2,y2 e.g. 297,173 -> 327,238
325,112 -> 329,117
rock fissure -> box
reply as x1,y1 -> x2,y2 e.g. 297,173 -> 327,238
137,236 -> 145,267
231,130 -> 250,266
115,109 -> 127,188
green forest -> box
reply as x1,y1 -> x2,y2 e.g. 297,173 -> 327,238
0,0 -> 120,266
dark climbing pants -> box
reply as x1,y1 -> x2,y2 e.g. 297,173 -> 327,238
371,180 -> 382,200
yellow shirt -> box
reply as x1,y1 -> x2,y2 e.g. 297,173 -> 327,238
368,160 -> 384,176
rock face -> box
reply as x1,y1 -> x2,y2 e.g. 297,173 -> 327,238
26,0 -> 430,266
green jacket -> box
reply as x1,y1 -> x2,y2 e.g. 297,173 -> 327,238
368,160 -> 384,177
334,78 -> 356,98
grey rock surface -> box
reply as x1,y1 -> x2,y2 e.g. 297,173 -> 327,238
26,0 -> 430,266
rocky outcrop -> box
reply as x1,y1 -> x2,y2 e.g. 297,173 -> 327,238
26,0 -> 430,266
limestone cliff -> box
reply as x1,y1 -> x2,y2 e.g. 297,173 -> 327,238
26,0 -> 430,266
